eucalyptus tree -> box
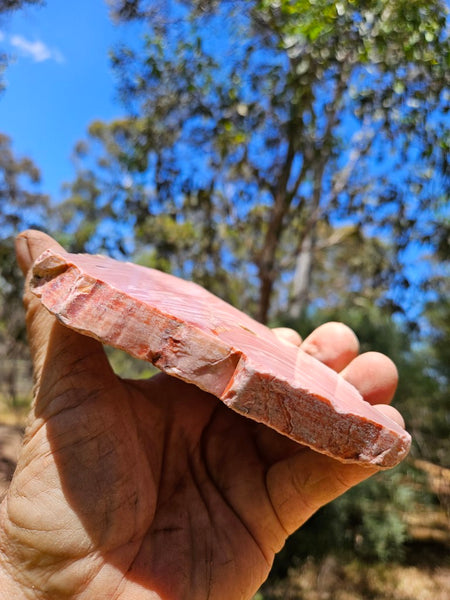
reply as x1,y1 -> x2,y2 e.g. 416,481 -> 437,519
0,133 -> 50,405
64,0 -> 449,322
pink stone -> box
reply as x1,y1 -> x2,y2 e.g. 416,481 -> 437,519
30,249 -> 411,468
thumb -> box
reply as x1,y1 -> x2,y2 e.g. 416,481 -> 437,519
266,450 -> 378,536
16,230 -> 66,383
15,230 -> 113,404
15,229 -> 63,278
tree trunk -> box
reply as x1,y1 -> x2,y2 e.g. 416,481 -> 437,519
256,190 -> 289,324
256,139 -> 296,324
289,226 -> 316,320
255,66 -> 348,324
287,153 -> 325,321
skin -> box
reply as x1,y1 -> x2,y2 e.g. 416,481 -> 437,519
0,230 -> 405,600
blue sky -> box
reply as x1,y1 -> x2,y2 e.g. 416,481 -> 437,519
0,0 -> 134,200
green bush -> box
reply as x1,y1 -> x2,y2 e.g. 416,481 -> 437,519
269,465 -> 417,580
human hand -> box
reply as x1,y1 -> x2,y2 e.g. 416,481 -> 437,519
0,230 -> 405,600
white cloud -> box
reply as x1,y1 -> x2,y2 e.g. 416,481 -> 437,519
10,34 -> 64,64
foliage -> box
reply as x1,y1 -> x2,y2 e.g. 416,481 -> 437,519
407,293 -> 450,466
0,133 -> 49,236
59,120 -> 262,312
0,133 -> 50,405
60,0 -> 450,325
105,346 -> 157,380
270,466 -> 415,577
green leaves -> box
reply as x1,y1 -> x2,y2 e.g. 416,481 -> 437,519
0,134 -> 50,235
59,0 -> 450,326
0,131 -> 51,405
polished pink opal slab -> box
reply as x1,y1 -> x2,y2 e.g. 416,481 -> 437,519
30,249 -> 411,468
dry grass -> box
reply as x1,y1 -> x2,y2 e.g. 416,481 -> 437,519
257,554 -> 450,600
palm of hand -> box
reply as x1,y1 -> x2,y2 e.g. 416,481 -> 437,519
6,337 -> 294,599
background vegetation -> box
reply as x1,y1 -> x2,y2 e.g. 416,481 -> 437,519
1,1 -> 449,597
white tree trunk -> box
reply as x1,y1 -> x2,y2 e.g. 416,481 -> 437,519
289,228 -> 316,320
